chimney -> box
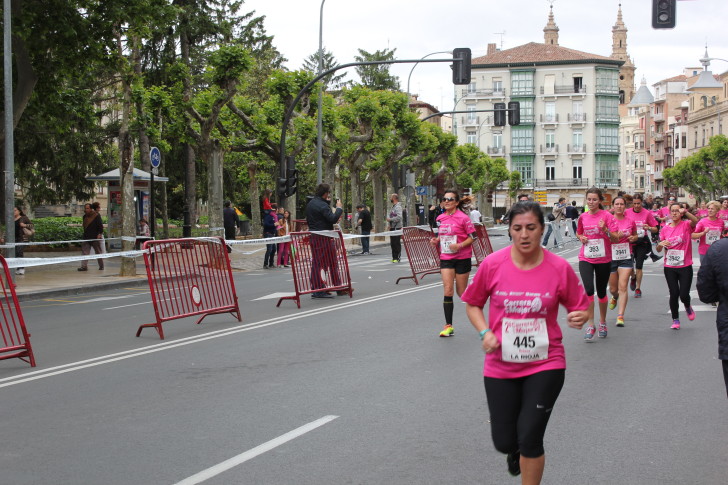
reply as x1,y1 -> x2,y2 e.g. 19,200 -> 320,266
487,43 -> 497,55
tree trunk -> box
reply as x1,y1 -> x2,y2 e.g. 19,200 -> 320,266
248,163 -> 261,237
372,174 -> 385,240
205,143 -> 224,238
119,82 -> 136,276
350,168 -> 360,219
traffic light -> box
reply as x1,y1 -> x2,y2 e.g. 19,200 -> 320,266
652,0 -> 676,29
277,176 -> 288,200
285,155 -> 297,197
508,101 -> 520,126
452,48 -> 472,85
494,102 -> 506,126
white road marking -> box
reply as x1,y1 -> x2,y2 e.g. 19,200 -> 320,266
174,415 -> 339,485
0,281 -> 442,389
104,301 -> 151,310
252,292 -> 296,301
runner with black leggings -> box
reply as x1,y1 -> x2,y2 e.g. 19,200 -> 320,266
576,187 -> 619,342
462,201 -> 589,484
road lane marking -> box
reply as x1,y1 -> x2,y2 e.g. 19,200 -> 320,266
174,415 -> 338,485
103,301 -> 151,310
0,281 -> 442,388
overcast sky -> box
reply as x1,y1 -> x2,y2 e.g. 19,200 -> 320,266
244,0 -> 728,112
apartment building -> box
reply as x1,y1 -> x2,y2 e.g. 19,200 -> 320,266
457,6 -> 630,205
649,75 -> 689,196
620,79 -> 653,194
686,61 -> 728,155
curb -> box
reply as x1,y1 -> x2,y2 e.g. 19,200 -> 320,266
15,278 -> 149,303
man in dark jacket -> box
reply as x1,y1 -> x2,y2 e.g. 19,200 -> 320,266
79,203 -> 104,271
223,200 -> 239,241
696,237 -> 728,398
305,184 -> 343,298
356,204 -> 372,254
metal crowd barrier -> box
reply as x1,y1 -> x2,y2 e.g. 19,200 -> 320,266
472,224 -> 494,266
396,226 -> 441,285
277,230 -> 353,308
293,219 -> 309,232
0,255 -> 35,367
137,237 -> 242,339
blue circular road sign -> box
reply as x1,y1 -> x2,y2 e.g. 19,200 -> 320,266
150,147 -> 161,168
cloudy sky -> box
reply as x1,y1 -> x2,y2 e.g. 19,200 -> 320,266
244,0 -> 728,112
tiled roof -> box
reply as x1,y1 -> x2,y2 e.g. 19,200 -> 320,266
656,74 -> 687,84
472,42 -> 622,66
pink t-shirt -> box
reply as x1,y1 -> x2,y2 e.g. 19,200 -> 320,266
577,210 -> 617,264
612,215 -> 637,257
436,210 -> 476,260
658,206 -> 671,220
697,209 -> 709,219
660,220 -> 695,268
625,207 -> 657,243
695,217 -> 724,255
461,247 -> 590,379
719,209 -> 728,230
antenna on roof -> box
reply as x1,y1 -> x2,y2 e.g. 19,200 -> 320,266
494,31 -> 506,50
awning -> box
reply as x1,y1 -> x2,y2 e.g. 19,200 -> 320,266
86,167 -> 169,182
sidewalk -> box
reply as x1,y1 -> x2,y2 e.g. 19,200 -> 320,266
9,236 -> 383,301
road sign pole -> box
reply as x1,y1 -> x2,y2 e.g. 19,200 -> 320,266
150,147 -> 161,238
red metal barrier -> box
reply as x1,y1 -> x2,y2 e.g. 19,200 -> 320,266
0,256 -> 35,367
396,226 -> 441,285
472,224 -> 495,266
138,237 -> 242,339
293,219 -> 309,232
277,230 -> 353,308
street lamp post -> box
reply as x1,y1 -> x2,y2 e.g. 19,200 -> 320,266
406,50 -> 452,100
316,0 -> 326,185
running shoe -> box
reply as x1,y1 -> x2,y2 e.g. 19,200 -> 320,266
634,288 -> 642,298
629,276 -> 636,291
598,323 -> 608,338
686,306 -> 696,321
439,324 -> 454,337
608,297 -> 618,310
506,451 -> 521,477
616,316 -> 625,327
584,325 -> 596,342
671,319 -> 680,330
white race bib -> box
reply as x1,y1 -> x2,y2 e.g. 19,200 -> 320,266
440,235 -> 457,254
706,230 -> 720,245
501,318 -> 549,363
586,238 -> 606,258
724,219 -> 728,229
611,242 -> 630,261
666,249 -> 685,266
636,223 -> 645,238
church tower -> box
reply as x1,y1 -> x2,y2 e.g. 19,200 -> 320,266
611,3 -> 636,104
543,5 -> 559,46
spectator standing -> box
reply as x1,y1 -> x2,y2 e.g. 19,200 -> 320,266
305,183 -> 343,298
79,203 -> 104,271
138,218 -> 150,237
696,237 -> 728,398
262,204 -> 278,269
12,206 -> 32,275
356,204 -> 373,254
386,193 -> 403,263
276,209 -> 292,267
223,200 -> 239,241
542,197 -> 566,248
469,206 -> 482,225
564,200 -> 580,236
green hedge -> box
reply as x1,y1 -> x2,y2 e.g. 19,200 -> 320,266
30,217 -> 107,248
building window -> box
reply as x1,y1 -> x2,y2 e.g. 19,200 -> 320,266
467,82 -> 476,94
595,97 -> 619,122
596,125 -> 619,152
572,161 -> 583,180
544,102 -> 556,122
493,133 -> 502,148
512,156 -> 534,184
573,76 -> 583,93
466,131 -> 477,145
492,79 -> 503,93
595,69 -> 619,94
466,105 -> 477,123
545,160 -> 555,180
640,176 -> 645,188
516,98 -> 534,123
511,126 -> 534,153
511,71 -> 534,96
545,130 -> 555,149
572,130 -> 583,150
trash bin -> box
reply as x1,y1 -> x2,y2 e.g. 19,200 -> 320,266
239,220 -> 250,236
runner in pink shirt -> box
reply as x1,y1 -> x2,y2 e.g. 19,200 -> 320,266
696,202 -> 709,219
607,196 -> 638,328
719,198 -> 728,231
576,187 -> 619,341
625,193 -> 661,298
692,200 -> 724,264
656,202 -> 698,330
462,201 -> 588,482
430,189 -> 476,337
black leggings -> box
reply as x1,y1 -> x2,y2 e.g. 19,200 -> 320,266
578,261 -> 611,298
484,369 -> 565,458
663,266 -> 693,319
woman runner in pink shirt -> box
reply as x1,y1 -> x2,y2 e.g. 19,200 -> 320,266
576,187 -> 619,341
430,190 -> 476,337
462,201 -> 589,483
656,203 -> 698,329
607,196 -> 638,327
692,200 -> 724,264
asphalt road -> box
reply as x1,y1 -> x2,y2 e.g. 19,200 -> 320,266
1,233 -> 726,485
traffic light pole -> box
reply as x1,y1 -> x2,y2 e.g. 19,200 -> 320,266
420,104 -> 520,124
277,53 -> 470,206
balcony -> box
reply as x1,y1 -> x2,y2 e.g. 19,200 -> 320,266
511,145 -> 536,154
461,88 -> 507,99
487,146 -> 506,156
595,84 -> 619,95
533,178 -> 589,188
567,113 -> 587,124
653,170 -> 663,180
567,144 -> 587,153
596,179 -> 622,188
540,144 -> 559,154
461,116 -> 481,127
595,144 -> 619,154
653,133 -> 664,142
511,87 -> 534,96
653,152 -> 665,161
653,112 -> 665,123
594,113 -> 620,123
539,113 -> 559,124
540,85 -> 587,95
